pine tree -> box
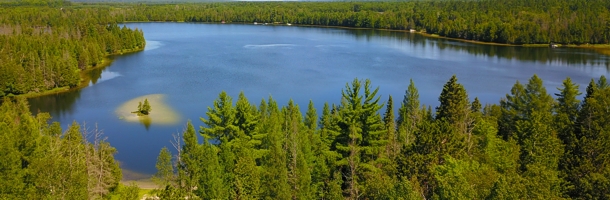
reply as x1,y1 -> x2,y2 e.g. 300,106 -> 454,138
336,79 -> 365,198
383,95 -> 399,161
397,79 -> 421,150
179,121 -> 201,199
360,79 -> 385,164
153,147 -> 174,188
471,97 -> 482,113
235,91 -> 259,139
260,97 -> 290,199
282,100 -> 312,199
335,78 -> 384,199
554,77 -> 581,183
568,76 -> 610,199
499,80 -> 527,141
313,102 -> 341,199
436,75 -> 471,134
199,138 -> 227,199
218,141 -> 237,199
200,91 -> 238,143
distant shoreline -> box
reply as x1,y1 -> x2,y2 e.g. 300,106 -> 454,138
123,21 -> 610,56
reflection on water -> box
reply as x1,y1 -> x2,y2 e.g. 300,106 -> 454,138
115,94 -> 181,130
29,66 -> 123,119
28,90 -> 81,122
24,23 -> 610,175
144,40 -> 161,51
329,28 -> 610,70
89,71 -> 121,86
139,115 -> 152,131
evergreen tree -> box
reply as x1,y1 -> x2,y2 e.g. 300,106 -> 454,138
179,121 -> 201,199
260,97 -> 290,199
498,80 -> 527,141
232,135 -> 261,199
198,138 -> 226,199
554,77 -> 581,186
436,75 -> 471,135
153,147 -> 174,188
471,97 -> 482,113
235,91 -> 259,140
383,95 -> 399,161
568,76 -> 610,199
397,79 -> 421,150
335,78 -> 385,198
336,79 -> 365,198
282,100 -> 312,199
313,102 -> 342,199
200,91 -> 238,142
218,140 -> 237,199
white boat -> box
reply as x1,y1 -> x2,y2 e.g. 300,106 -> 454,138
287,23 -> 292,26
254,22 -> 258,25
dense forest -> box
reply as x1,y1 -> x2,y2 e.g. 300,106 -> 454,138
116,0 -> 610,45
152,75 -> 610,199
0,3 -> 145,97
1,0 -> 610,199
0,98 -> 140,199
2,0 -> 610,96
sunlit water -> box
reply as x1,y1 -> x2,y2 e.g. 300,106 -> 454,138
28,23 -> 610,177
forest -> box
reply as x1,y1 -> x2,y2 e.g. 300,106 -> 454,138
2,0 -> 610,96
0,98 -> 140,199
0,0 -> 609,199
116,0 -> 610,44
0,3 -> 145,97
152,75 -> 610,199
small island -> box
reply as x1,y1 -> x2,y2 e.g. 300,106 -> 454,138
132,98 -> 152,116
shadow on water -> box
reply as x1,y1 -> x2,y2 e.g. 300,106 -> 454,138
27,65 -> 106,120
28,89 -> 82,121
139,115 -> 151,131
328,28 -> 610,70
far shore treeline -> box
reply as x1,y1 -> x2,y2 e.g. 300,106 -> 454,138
0,0 -> 610,97
1,0 -> 610,97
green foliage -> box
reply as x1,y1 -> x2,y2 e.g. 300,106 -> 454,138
0,97 -> 122,199
117,1 -> 610,45
116,182 -> 140,200
567,75 -> 610,199
135,99 -> 152,116
136,75 -> 609,200
436,75 -> 471,134
200,91 -> 238,142
153,147 -> 174,188
0,7 -> 145,97
179,121 -> 201,198
433,156 -> 498,200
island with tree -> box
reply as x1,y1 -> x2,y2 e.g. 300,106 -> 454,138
132,99 -> 152,116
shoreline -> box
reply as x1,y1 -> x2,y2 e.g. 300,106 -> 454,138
125,20 -> 610,54
18,22 -> 610,99
18,47 -> 145,99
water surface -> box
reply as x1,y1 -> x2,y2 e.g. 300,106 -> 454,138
28,23 -> 610,177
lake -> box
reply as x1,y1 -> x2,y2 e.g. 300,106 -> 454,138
28,23 -> 610,178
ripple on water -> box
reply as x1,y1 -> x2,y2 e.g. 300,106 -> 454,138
144,40 -> 162,51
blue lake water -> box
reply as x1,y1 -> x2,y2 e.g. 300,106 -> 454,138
28,23 -> 610,177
